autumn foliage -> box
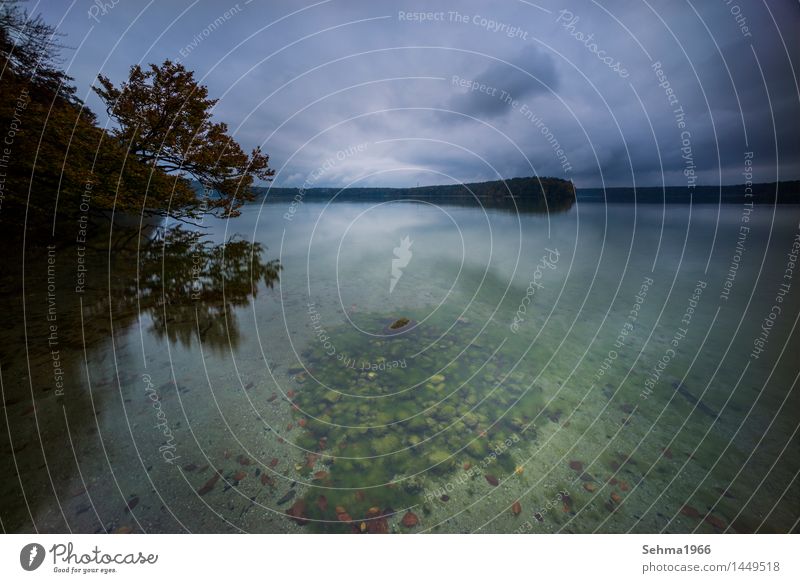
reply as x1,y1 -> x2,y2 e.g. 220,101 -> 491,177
0,1 -> 272,243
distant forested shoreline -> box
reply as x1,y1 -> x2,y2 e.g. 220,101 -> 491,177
576,181 -> 799,204
258,176 -> 576,205
258,178 -> 799,205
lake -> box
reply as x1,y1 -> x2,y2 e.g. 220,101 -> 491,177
1,198 -> 798,533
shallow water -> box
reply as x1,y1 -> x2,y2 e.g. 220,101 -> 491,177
1,199 -> 798,533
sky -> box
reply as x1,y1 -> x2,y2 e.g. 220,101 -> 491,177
34,0 -> 800,188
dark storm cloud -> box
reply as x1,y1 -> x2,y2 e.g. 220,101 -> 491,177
35,0 -> 800,187
446,45 -> 559,118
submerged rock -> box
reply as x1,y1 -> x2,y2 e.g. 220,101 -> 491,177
367,517 -> 389,534
402,477 -> 423,495
197,471 -> 221,496
680,505 -> 701,519
276,490 -> 296,505
715,487 -> 735,499
389,317 -> 411,330
401,511 -> 419,527
704,514 -> 726,530
287,499 -> 308,525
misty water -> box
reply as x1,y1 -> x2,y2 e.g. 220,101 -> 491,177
2,198 -> 798,533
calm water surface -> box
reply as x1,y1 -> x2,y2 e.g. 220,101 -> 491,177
1,199 -> 798,533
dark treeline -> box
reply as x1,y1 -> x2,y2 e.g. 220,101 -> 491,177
262,176 -> 576,209
576,181 -> 800,204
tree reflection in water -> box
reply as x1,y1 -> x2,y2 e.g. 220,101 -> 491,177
110,226 -> 282,352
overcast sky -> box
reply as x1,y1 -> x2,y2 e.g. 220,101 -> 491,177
36,0 -> 800,188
